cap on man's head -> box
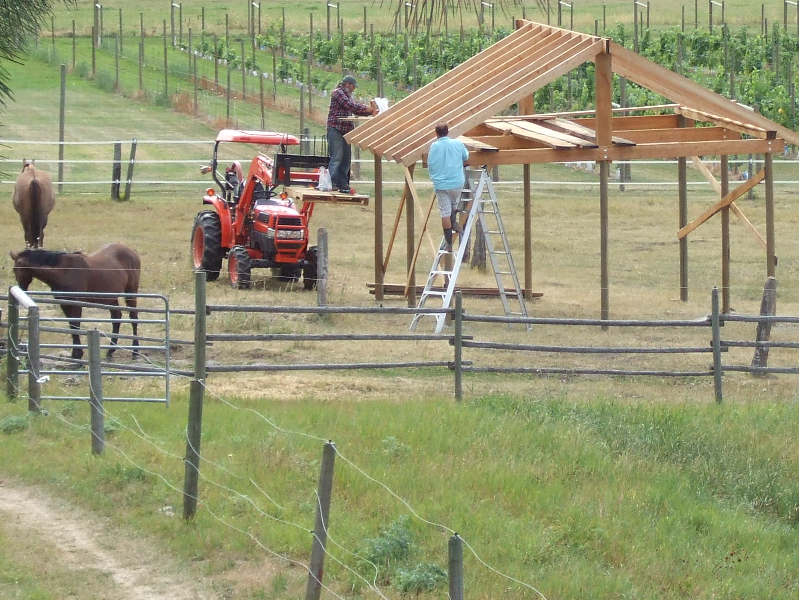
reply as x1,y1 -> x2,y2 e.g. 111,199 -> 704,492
342,75 -> 357,87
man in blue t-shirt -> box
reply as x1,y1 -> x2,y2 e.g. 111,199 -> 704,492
427,123 -> 469,251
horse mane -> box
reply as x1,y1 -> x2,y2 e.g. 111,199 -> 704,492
16,248 -> 71,267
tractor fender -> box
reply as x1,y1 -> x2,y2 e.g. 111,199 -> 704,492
203,194 -> 234,248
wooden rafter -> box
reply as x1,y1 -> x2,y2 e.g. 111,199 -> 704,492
610,41 -> 798,145
677,169 -> 766,239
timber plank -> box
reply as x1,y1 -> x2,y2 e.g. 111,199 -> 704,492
395,38 -> 603,164
284,186 -> 369,206
678,107 -> 767,138
485,120 -> 577,148
545,118 -> 635,146
372,29 -> 577,156
613,126 -> 729,143
501,119 -> 597,146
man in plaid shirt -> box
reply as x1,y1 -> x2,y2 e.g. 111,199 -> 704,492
326,76 -> 376,193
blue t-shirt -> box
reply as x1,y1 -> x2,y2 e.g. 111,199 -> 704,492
428,136 -> 468,190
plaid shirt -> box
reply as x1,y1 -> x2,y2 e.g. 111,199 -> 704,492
326,85 -> 372,134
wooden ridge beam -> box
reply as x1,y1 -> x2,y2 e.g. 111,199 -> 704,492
677,169 -> 766,239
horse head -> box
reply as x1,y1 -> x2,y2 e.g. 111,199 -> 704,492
21,159 -> 35,172
9,250 -> 33,290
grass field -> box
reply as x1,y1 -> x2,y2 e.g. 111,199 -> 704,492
0,31 -> 798,600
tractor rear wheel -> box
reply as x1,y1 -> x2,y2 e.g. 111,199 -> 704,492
191,211 -> 223,281
228,245 -> 252,289
303,246 -> 318,290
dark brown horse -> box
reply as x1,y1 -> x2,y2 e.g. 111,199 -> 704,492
13,160 -> 56,248
10,243 -> 141,360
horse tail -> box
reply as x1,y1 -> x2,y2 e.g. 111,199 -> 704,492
29,177 -> 42,247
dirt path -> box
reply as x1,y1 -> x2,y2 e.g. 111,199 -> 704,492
0,480 -> 217,600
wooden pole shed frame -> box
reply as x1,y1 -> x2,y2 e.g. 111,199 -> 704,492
346,20 -> 798,316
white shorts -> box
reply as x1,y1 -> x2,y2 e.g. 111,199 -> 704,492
435,188 -> 461,217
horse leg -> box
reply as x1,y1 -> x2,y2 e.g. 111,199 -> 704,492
125,297 -> 140,360
108,304 -> 122,359
63,305 -> 83,361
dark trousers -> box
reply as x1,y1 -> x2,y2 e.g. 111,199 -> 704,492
327,126 -> 351,190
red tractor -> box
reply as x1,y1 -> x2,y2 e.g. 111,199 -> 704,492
191,129 -> 330,289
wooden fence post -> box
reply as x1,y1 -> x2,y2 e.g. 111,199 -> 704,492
72,20 -> 76,70
163,20 -> 169,97
122,138 -> 137,201
454,291 -> 463,402
114,34 -> 120,90
111,142 -> 121,200
711,286 -> 723,403
751,276 -> 777,373
259,71 -> 265,129
304,441 -> 336,600
91,25 -> 96,77
448,533 -> 464,600
58,64 -> 66,194
317,228 -> 328,307
88,329 -> 105,455
240,38 -> 246,100
6,293 -> 19,400
27,305 -> 41,413
183,270 -> 207,520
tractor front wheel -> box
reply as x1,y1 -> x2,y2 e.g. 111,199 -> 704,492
303,246 -> 318,290
191,211 -> 223,281
228,245 -> 252,289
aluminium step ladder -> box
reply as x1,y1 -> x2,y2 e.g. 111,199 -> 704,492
410,168 -> 528,333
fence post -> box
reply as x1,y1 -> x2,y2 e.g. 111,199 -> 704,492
751,276 -> 777,373
317,228 -> 328,307
183,269 -> 207,520
122,138 -> 137,201
58,64 -> 66,194
448,533 -> 464,600
6,293 -> 19,401
111,142 -> 121,200
304,441 -> 336,600
163,20 -> 169,97
88,329 -> 104,455
91,25 -> 96,77
27,306 -> 41,413
711,286 -> 723,403
454,291 -> 463,402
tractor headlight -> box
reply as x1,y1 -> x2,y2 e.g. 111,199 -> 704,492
277,229 -> 304,240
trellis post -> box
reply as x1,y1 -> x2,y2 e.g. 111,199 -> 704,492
88,329 -> 105,455
454,291 -> 463,401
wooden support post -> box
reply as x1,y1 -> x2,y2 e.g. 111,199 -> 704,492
678,155 -> 688,301
751,276 -> 777,372
163,20 -> 169,97
711,287 -> 723,402
405,165 -> 416,307
595,45 -> 612,326
523,163 -> 532,299
448,534 -> 464,600
6,295 -> 19,400
183,270 -> 206,520
304,441 -> 336,600
764,150 -> 775,278
374,153 -> 384,301
27,306 -> 41,413
58,64 -> 66,194
111,142 -> 121,200
720,154 -> 730,313
88,329 -> 104,455
317,228 -> 329,307
454,292 -> 463,402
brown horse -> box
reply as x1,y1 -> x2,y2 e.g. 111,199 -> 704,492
13,160 -> 56,248
10,243 -> 141,360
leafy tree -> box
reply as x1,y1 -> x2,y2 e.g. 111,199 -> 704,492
0,0 -> 74,105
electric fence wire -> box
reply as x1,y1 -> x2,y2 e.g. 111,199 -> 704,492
21,355 -> 359,600
19,311 -> 552,598
91,329 -> 389,598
